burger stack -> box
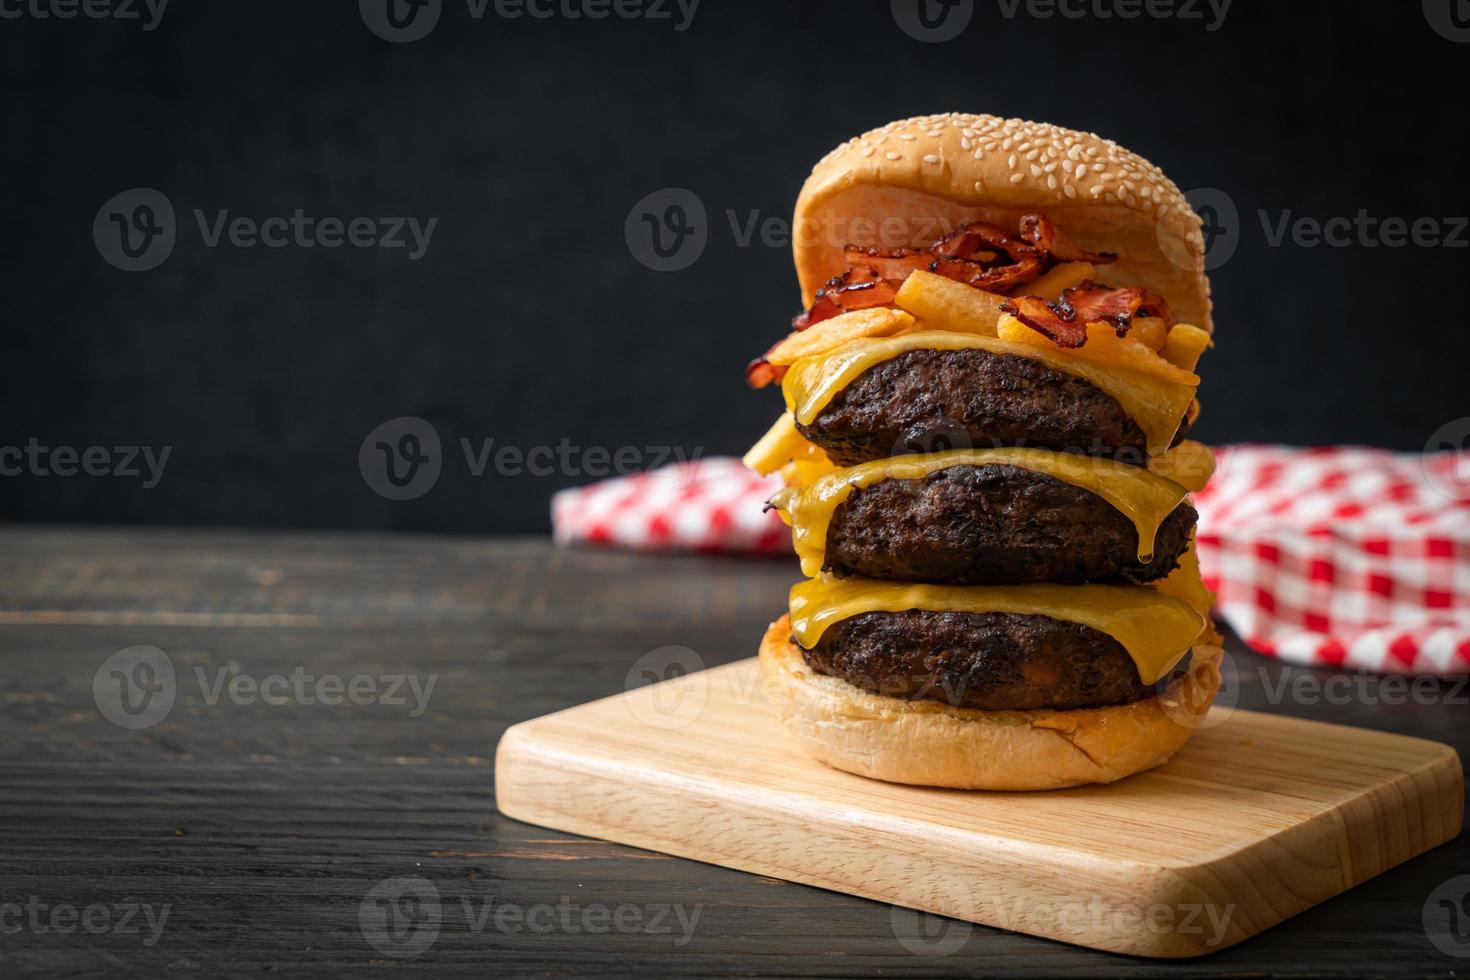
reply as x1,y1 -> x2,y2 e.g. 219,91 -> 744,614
743,113 -> 1223,790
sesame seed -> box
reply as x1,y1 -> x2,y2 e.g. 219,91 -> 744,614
822,113 -> 1200,266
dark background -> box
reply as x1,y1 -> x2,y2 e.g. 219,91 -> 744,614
2,0 -> 1466,533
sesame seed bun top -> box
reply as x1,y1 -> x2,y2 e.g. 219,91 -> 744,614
793,113 -> 1213,333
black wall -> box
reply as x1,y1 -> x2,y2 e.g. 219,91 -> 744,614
3,0 -> 1467,533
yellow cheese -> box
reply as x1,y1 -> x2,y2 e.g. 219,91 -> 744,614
1151,533 -> 1216,620
781,331 -> 1197,458
775,447 -> 1190,578
1147,440 -> 1216,493
743,412 -> 829,477
789,577 -> 1205,686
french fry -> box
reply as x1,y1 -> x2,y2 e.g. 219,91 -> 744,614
743,412 -> 820,475
1130,316 -> 1169,351
765,308 -> 914,367
894,269 -> 1008,335
1161,323 -> 1212,371
1022,261 -> 1096,301
996,315 -> 1201,386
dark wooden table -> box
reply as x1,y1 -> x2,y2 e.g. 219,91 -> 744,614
1,527 -> 1465,977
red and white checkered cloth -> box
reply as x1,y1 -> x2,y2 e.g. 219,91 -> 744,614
551,457 -> 788,554
1194,445 -> 1470,675
552,446 -> 1470,675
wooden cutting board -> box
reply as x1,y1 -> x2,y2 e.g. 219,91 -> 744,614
495,658 -> 1463,958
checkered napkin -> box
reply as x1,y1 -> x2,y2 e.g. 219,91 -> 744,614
551,456 -> 789,554
1193,445 -> 1470,676
551,447 -> 1470,675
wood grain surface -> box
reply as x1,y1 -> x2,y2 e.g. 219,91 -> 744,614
1,527 -> 1467,976
498,660 -> 1461,957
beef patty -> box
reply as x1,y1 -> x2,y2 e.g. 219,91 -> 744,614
803,610 -> 1192,711
797,347 -> 1171,467
823,464 -> 1197,585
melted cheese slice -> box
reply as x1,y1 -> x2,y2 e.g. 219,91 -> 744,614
781,331 -> 1197,458
774,448 -> 1190,578
1147,440 -> 1216,493
789,577 -> 1205,686
1152,533 -> 1216,621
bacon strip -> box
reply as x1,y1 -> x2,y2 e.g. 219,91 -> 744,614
1000,295 -> 1089,348
929,220 -> 1024,259
792,267 -> 901,330
793,213 -> 1088,331
1000,280 -> 1175,348
928,252 -> 1046,292
840,246 -> 935,283
1018,212 -> 1117,265
1061,282 -> 1174,333
746,357 -> 786,388
762,211 -> 1143,383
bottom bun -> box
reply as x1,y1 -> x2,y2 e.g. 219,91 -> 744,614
759,614 -> 1223,791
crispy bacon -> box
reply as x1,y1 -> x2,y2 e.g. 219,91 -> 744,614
841,246 -> 934,283
745,357 -> 786,388
1000,280 -> 1175,348
1061,282 -> 1174,333
1001,294 -> 1089,348
793,267 -> 901,330
791,215 -> 1069,331
765,211 -> 1140,381
1018,212 -> 1117,265
928,252 -> 1047,292
929,220 -> 1026,259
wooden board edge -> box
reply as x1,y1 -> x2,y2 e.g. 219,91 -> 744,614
1150,739 -> 1464,951
494,706 -> 1466,959
496,720 -> 1222,957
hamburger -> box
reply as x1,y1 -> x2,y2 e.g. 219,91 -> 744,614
743,113 -> 1223,791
